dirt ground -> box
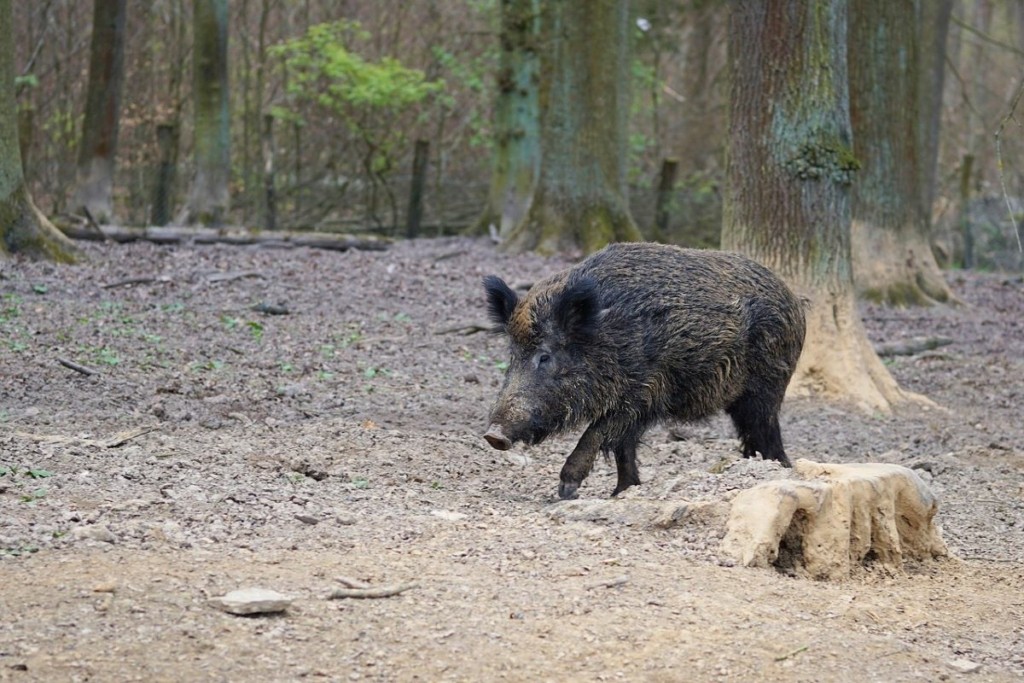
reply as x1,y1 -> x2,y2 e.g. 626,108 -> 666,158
1,237 -> 1023,682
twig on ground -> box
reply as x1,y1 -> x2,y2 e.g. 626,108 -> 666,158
433,249 -> 468,262
104,426 -> 159,448
102,276 -> 172,289
585,575 -> 630,590
204,270 -> 265,284
327,582 -> 418,599
335,576 -> 372,589
774,645 -> 810,662
58,357 -> 99,376
435,323 -> 491,335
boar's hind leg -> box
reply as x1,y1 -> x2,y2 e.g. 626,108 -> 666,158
611,431 -> 642,497
726,388 -> 792,467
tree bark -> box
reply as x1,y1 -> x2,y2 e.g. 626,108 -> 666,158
0,0 -> 77,262
503,0 -> 642,255
473,0 -> 541,239
848,0 -> 953,306
723,0 -> 917,414
70,0 -> 127,224
180,0 -> 230,226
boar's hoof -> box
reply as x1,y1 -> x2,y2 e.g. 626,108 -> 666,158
484,424 -> 512,451
558,480 -> 580,500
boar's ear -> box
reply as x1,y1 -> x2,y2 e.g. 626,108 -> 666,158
483,275 -> 518,329
553,277 -> 600,340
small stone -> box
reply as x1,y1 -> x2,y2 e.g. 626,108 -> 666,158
431,509 -> 467,522
946,659 -> 982,674
70,525 -> 117,544
503,452 -> 532,467
335,513 -> 357,526
296,514 -> 320,525
209,588 -> 291,615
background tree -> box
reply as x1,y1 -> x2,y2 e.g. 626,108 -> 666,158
848,0 -> 954,305
180,0 -> 231,226
502,0 -> 642,254
473,0 -> 540,239
0,0 -> 77,261
723,0 -> 913,413
69,0 -> 127,224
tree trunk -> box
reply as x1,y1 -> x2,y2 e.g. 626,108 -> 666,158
70,0 -> 127,224
0,0 -> 77,262
916,0 -> 953,233
848,0 -> 953,306
503,0 -> 642,255
180,0 -> 230,226
724,0 -> 917,414
406,139 -> 429,239
473,0 -> 541,238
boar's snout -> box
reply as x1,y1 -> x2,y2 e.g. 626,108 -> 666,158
484,424 -> 512,451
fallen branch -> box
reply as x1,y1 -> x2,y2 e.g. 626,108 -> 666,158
102,276 -> 173,289
327,582 -> 418,599
204,270 -> 264,284
874,336 -> 953,357
252,302 -> 290,315
59,224 -> 391,253
58,357 -> 99,376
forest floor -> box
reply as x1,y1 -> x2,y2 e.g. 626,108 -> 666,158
1,237 -> 1023,682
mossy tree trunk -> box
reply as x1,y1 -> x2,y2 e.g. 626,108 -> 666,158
848,0 -> 954,306
473,0 -> 540,239
179,0 -> 230,226
69,0 -> 127,224
0,0 -> 77,262
723,0 -> 919,414
502,0 -> 642,255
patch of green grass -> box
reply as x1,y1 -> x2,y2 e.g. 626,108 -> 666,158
20,488 -> 47,503
95,347 -> 121,366
247,321 -> 264,341
350,477 -> 369,489
193,359 -> 226,372
31,284 -> 48,295
0,294 -> 22,324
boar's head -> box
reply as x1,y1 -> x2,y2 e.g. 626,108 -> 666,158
481,274 -> 606,451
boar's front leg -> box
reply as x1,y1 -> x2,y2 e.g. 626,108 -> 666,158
559,417 -> 643,500
558,423 -> 604,500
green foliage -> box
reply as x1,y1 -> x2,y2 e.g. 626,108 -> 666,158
273,21 -> 440,112
272,21 -> 441,134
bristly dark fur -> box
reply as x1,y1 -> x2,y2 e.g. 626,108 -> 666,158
482,275 -> 518,330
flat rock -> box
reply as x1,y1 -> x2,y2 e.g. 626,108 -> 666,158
946,659 -> 982,674
209,588 -> 292,615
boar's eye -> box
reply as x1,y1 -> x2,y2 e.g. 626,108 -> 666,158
538,353 -> 551,365
534,351 -> 551,369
